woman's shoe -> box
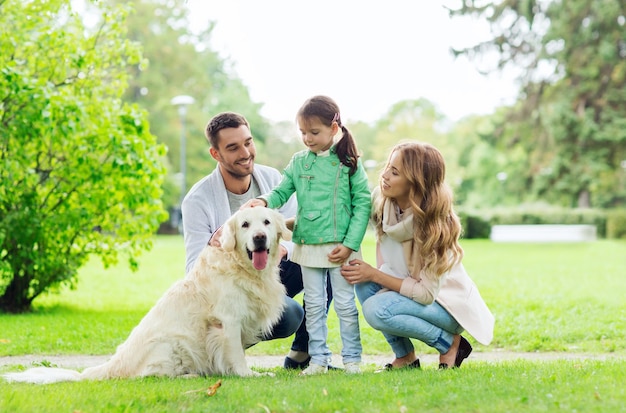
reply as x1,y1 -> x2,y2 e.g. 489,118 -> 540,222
375,358 -> 421,373
439,336 -> 473,369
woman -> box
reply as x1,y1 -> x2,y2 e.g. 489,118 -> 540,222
341,141 -> 494,369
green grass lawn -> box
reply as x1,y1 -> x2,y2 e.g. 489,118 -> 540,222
1,234 -> 625,412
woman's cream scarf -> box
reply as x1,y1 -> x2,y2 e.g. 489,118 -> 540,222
381,198 -> 422,279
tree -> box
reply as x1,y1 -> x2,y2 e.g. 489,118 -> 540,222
451,0 -> 626,207
369,99 -> 462,186
106,0 -> 269,214
451,111 -> 530,207
254,121 -> 304,171
0,0 -> 168,312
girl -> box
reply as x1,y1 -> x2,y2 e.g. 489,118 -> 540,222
341,141 -> 494,370
244,95 -> 371,374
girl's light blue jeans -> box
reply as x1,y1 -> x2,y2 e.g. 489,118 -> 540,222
355,281 -> 464,357
301,266 -> 362,366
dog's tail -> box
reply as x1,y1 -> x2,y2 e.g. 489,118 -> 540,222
3,367 -> 82,384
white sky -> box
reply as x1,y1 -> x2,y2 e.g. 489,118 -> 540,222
185,0 -> 519,123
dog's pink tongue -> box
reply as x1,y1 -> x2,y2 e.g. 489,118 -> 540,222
252,250 -> 268,270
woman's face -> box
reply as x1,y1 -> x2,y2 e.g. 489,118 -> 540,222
380,150 -> 411,209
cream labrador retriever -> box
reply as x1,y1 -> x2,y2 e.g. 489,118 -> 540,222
4,207 -> 289,384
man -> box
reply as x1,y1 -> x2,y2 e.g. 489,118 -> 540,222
181,111 -> 332,369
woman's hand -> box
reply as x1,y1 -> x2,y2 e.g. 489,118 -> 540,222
340,259 -> 376,284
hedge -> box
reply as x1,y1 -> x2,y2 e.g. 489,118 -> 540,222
457,207 -> 626,239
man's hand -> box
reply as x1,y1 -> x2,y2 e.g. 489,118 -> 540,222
278,245 -> 288,262
209,226 -> 223,247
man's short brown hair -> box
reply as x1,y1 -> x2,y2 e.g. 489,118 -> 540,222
205,112 -> 250,148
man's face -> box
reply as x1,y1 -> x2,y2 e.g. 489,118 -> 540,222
210,125 -> 256,178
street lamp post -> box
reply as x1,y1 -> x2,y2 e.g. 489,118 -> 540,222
170,95 -> 195,231
496,171 -> 508,205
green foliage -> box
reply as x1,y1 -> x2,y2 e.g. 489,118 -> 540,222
254,121 -> 305,171
606,209 -> 626,239
457,210 -> 491,239
450,0 -> 626,208
106,0 -> 269,212
0,0 -> 168,312
487,206 -> 606,227
370,99 -> 451,163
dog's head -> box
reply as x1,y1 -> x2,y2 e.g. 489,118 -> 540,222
221,207 -> 291,271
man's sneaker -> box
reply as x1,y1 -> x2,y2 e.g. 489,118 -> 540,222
344,362 -> 362,374
300,363 -> 328,375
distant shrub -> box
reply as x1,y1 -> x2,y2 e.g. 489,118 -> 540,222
606,210 -> 626,239
458,210 -> 491,239
457,206 -> 610,239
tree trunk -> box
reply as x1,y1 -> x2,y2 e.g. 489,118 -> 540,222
0,273 -> 34,313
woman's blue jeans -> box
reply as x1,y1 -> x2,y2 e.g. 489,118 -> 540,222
355,281 -> 463,357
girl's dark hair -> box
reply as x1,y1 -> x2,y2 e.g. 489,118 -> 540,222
297,95 -> 360,174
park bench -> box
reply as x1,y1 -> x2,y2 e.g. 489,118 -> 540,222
490,224 -> 597,242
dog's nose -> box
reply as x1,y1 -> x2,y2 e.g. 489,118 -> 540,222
252,233 -> 267,249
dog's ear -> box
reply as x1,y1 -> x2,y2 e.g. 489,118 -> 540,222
272,210 -> 292,242
221,215 -> 237,252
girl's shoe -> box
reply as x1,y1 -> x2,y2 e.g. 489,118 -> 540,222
344,362 -> 362,374
300,363 -> 328,375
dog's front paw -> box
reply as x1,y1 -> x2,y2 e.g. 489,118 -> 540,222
180,373 -> 200,379
236,368 -> 260,377
242,370 -> 274,377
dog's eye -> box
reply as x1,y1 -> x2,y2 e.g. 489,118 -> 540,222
242,221 -> 249,228
264,219 -> 270,226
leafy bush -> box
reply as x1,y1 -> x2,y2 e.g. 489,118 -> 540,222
0,1 -> 168,312
606,210 -> 626,239
458,210 -> 491,239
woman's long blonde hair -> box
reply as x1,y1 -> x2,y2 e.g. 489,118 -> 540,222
373,141 -> 463,276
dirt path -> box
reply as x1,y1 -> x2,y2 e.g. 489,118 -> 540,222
1,351 -> 623,370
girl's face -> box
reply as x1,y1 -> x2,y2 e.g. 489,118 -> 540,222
381,150 -> 411,210
298,116 -> 337,154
